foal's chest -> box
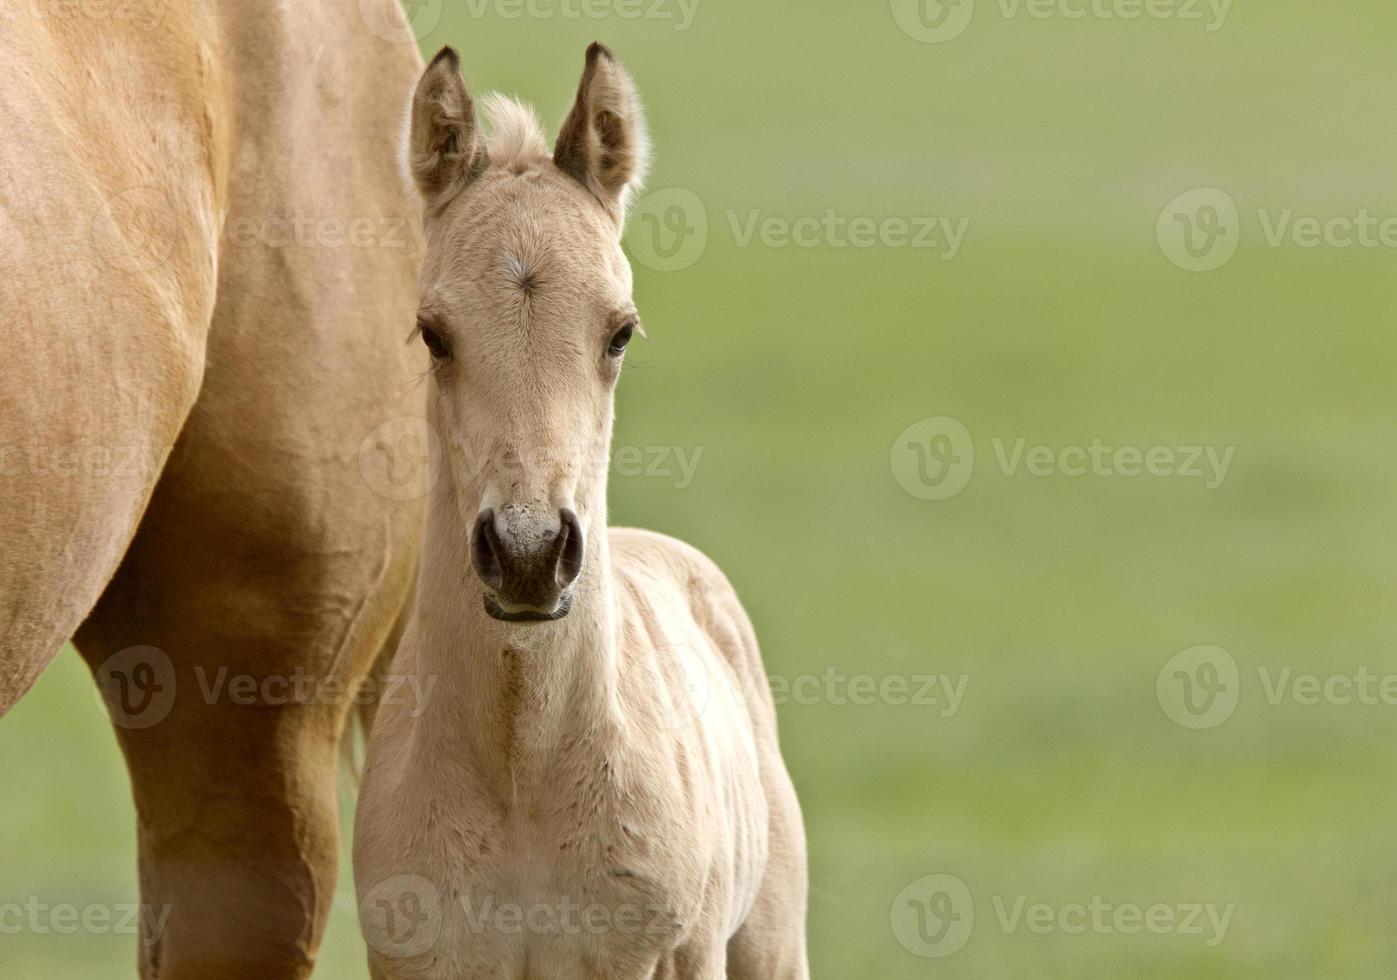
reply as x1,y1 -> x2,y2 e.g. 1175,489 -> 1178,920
380,799 -> 704,980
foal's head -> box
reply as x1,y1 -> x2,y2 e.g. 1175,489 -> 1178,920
406,44 -> 648,623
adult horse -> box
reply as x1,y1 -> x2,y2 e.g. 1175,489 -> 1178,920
1,2 -> 426,976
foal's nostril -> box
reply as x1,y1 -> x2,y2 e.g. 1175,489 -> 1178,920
472,506 -> 582,610
554,508 -> 585,588
470,509 -> 504,591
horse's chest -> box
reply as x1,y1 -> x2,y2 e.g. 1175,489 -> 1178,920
385,811 -> 700,980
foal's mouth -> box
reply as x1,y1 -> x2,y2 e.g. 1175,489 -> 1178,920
482,591 -> 574,623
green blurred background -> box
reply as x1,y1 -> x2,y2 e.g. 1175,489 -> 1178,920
7,0 -> 1397,976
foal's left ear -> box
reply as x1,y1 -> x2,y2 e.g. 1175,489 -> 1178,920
554,43 -> 650,223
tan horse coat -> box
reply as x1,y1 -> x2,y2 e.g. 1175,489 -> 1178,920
2,3 -> 426,975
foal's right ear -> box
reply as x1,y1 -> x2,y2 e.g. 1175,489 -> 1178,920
408,47 -> 485,211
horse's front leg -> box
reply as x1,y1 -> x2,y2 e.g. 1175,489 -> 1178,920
77,661 -> 342,978
75,503 -> 416,978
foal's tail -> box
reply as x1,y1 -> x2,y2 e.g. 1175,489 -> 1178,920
341,571 -> 415,783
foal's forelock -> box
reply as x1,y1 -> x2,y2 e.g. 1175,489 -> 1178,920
479,93 -> 550,172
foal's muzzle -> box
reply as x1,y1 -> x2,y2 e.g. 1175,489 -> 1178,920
470,507 -> 584,622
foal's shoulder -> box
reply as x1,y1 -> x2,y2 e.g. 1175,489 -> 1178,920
609,527 -> 734,596
610,527 -> 776,719
608,525 -> 729,587
610,526 -> 764,654
609,528 -> 752,631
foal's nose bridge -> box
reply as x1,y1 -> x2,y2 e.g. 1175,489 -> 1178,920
470,506 -> 584,605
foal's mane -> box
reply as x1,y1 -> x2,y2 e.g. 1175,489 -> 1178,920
479,93 -> 549,170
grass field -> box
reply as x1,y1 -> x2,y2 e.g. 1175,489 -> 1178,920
7,1 -> 1397,976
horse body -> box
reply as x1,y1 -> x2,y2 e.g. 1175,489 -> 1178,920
355,46 -> 809,980
2,3 -> 427,975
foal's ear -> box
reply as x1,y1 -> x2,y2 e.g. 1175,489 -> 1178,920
553,43 -> 650,222
409,47 -> 485,211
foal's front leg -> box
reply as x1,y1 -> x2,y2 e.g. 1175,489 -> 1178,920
75,650 -> 344,978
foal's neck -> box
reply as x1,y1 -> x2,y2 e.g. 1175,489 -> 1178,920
413,477 -> 620,802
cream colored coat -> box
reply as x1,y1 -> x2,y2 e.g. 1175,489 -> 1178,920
355,45 -> 809,980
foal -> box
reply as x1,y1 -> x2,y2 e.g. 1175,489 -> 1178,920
354,45 -> 809,979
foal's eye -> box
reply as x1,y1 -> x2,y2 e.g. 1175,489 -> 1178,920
607,321 -> 635,357
418,320 -> 450,360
